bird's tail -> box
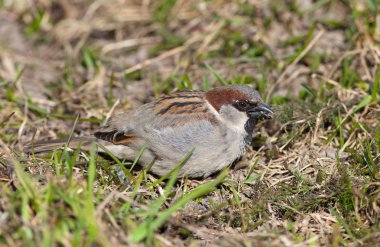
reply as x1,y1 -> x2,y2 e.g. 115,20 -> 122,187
24,137 -> 97,154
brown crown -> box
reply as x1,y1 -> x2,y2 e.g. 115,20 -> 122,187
205,87 -> 251,112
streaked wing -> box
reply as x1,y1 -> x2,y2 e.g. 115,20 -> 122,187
94,130 -> 137,145
94,90 -> 218,145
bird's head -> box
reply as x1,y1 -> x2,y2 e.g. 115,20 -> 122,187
205,85 -> 273,131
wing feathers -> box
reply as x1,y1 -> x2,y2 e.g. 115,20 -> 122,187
24,137 -> 96,153
94,130 -> 136,145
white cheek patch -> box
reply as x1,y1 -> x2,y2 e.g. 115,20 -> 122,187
205,101 -> 248,132
219,105 -> 249,132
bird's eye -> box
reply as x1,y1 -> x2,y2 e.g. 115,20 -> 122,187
234,100 -> 249,110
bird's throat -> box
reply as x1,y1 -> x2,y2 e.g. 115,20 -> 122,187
243,118 -> 258,145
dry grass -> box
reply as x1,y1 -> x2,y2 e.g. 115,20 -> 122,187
0,0 -> 380,246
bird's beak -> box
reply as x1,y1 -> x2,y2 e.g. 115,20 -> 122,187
248,103 -> 274,119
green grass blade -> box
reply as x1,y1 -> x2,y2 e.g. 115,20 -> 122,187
371,65 -> 380,101
129,145 -> 146,172
150,170 -> 227,232
97,143 -> 135,182
87,142 -> 97,194
66,114 -> 80,145
149,148 -> 194,187
204,63 -> 228,86
130,169 -> 227,243
331,209 -> 357,242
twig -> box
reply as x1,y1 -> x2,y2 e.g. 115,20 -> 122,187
123,45 -> 188,75
313,74 -> 363,96
196,20 -> 225,54
101,37 -> 161,55
102,99 -> 120,127
326,49 -> 365,78
267,29 -> 325,99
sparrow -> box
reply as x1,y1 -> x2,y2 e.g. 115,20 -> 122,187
26,85 -> 273,178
